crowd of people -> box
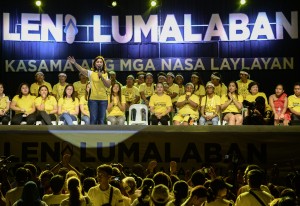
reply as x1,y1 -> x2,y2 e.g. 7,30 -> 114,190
1,55 -> 300,126
0,155 -> 299,206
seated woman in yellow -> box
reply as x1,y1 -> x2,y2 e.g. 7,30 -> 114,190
199,82 -> 221,125
220,81 -> 243,125
58,84 -> 79,125
107,83 -> 126,125
10,83 -> 36,125
35,85 -> 58,125
0,82 -> 10,125
149,82 -> 172,125
209,72 -> 227,97
139,72 -> 156,106
173,82 -> 199,125
80,83 -> 90,125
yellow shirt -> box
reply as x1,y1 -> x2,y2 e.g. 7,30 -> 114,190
80,96 -> 90,116
139,83 -> 156,99
245,92 -> 271,111
149,94 -> 172,114
288,94 -> 300,113
221,94 -> 243,113
74,81 -> 88,100
58,97 -> 79,114
168,83 -> 179,103
88,70 -> 109,100
12,94 -> 36,114
236,79 -> 253,99
177,94 -> 199,118
52,83 -> 68,101
30,81 -> 53,96
194,85 -> 205,97
214,83 -> 227,97
201,94 -> 221,114
0,95 -> 9,111
178,86 -> 185,97
121,86 -> 140,102
34,96 -> 57,114
107,95 -> 126,117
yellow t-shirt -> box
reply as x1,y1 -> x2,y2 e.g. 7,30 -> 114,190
288,94 -> 300,113
88,71 -> 109,100
139,83 -> 156,99
58,97 -> 79,114
177,94 -> 200,118
149,94 -> 172,114
236,79 -> 253,99
12,94 -> 36,114
201,95 -> 221,114
168,83 -> 179,103
245,92 -> 271,111
80,96 -> 90,116
0,95 -> 9,111
52,83 -> 68,100
221,94 -> 243,113
121,86 -> 140,102
107,95 -> 126,117
178,86 -> 185,97
30,81 -> 53,96
34,96 -> 57,114
74,81 -> 88,100
194,85 -> 205,97
213,83 -> 227,97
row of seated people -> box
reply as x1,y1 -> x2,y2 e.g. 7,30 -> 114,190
1,74 -> 300,125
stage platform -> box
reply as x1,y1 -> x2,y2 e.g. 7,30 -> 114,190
1,125 -> 300,174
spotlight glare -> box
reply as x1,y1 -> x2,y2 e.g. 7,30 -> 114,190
150,0 -> 157,7
240,0 -> 246,5
111,1 -> 117,7
35,0 -> 42,7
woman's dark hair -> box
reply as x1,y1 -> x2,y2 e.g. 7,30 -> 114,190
63,84 -> 76,101
153,172 -> 172,190
110,83 -> 122,103
17,83 -> 31,98
68,177 -> 81,206
248,81 -> 259,93
92,56 -> 107,73
137,178 -> 154,206
226,81 -> 239,99
37,85 -> 49,98
173,180 -> 189,206
17,181 -> 41,206
191,72 -> 204,92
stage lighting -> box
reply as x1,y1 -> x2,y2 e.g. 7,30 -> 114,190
240,0 -> 246,5
150,0 -> 157,7
35,0 -> 42,7
111,1 -> 117,7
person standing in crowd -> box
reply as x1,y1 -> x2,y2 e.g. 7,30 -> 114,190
190,72 -> 205,100
58,84 -> 79,125
10,83 -> 36,125
107,83 -> 126,125
107,71 -> 123,96
68,56 -> 111,125
42,175 -> 68,206
30,72 -> 53,96
122,75 -> 140,113
199,82 -> 221,125
139,73 -> 156,106
35,85 -> 58,125
149,82 -> 172,125
181,185 -> 208,206
134,71 -> 146,89
157,72 -> 167,84
220,81 -> 243,125
150,184 -> 170,206
173,82 -> 199,125
52,73 -> 68,101
166,72 -> 179,109
74,73 -> 89,100
80,83 -> 91,125
166,180 -> 189,206
269,84 -> 290,126
175,73 -> 185,97
288,82 -> 300,124
0,83 -> 10,125
209,72 -> 227,97
236,68 -> 253,99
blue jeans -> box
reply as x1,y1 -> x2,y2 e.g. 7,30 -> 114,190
88,100 -> 108,125
199,116 -> 219,125
60,113 -> 77,125
81,115 -> 90,125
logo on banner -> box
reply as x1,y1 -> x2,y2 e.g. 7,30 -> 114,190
64,14 -> 78,44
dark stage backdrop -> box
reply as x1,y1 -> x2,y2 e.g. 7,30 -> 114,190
0,0 -> 299,97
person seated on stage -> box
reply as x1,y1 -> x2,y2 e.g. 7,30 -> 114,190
173,82 -> 199,125
269,84 -> 290,126
236,68 -> 253,100
209,72 -> 227,97
288,82 -> 300,125
139,72 -> 156,106
79,83 -> 90,125
52,73 -> 68,101
134,71 -> 146,89
220,81 -> 243,125
35,85 -> 58,125
10,83 -> 36,125
191,72 -> 205,100
157,72 -> 167,84
199,82 -> 221,125
30,71 -> 53,96
107,70 -> 123,96
149,82 -> 172,125
166,72 -> 179,110
107,83 -> 126,125
0,82 -> 11,125
73,73 -> 88,100
58,84 -> 79,125
122,75 -> 140,113
243,81 -> 272,125
175,73 -> 185,97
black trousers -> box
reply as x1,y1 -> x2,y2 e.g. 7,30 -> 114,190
150,114 -> 169,125
36,111 -> 56,125
11,113 -> 36,125
0,114 -> 10,125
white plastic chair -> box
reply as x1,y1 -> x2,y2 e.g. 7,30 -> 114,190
128,104 -> 148,125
